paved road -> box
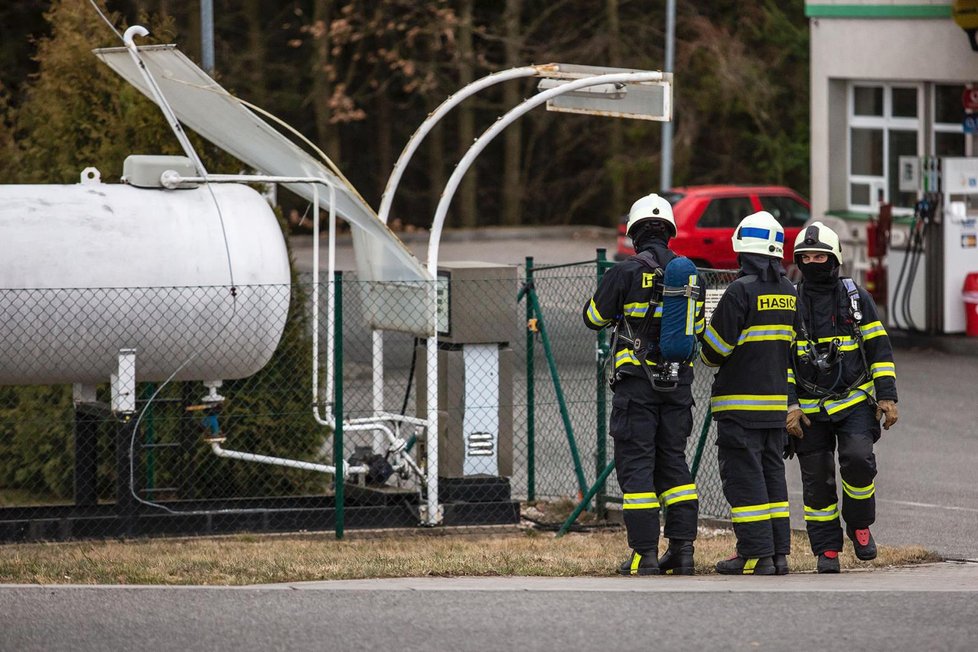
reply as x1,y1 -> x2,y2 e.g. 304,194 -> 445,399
3,564 -> 977,651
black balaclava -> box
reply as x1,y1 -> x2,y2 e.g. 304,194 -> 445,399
738,252 -> 785,282
798,257 -> 840,290
631,219 -> 673,264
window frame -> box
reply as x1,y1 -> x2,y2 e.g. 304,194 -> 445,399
847,81 -> 922,215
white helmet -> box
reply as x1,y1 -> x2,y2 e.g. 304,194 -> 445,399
794,221 -> 843,265
626,193 -> 677,238
732,211 -> 784,259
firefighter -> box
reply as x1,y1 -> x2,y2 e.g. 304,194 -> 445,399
786,222 -> 898,573
583,193 -> 705,576
700,211 -> 799,575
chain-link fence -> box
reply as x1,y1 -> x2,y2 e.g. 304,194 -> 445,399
0,256 -> 737,542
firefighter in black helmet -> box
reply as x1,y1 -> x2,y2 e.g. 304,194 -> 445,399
786,222 -> 899,573
583,193 -> 705,576
701,211 -> 800,575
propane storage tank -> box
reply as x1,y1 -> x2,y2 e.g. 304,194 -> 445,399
0,164 -> 291,385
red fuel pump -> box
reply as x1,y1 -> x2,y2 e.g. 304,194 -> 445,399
865,202 -> 892,304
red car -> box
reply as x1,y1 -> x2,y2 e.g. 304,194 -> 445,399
616,185 -> 811,269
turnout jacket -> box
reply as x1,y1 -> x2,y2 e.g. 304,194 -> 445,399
788,279 -> 897,419
583,245 -> 705,386
700,271 -> 801,428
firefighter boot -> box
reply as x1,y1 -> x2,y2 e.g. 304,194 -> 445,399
817,551 -> 841,574
715,554 -> 776,576
773,553 -> 789,576
847,526 -> 877,561
658,540 -> 695,575
618,550 -> 660,576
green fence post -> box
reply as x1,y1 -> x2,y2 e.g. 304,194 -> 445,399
690,406 -> 712,481
556,460 -> 616,537
594,248 -> 609,518
333,270 -> 345,540
525,256 -> 536,501
527,286 -> 588,500
140,383 -> 156,494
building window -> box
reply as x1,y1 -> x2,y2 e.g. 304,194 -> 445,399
848,83 -> 920,213
934,84 -> 967,158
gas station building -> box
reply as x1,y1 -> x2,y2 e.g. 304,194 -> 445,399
806,0 -> 978,333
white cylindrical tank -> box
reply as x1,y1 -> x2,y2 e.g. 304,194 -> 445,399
0,181 -> 291,385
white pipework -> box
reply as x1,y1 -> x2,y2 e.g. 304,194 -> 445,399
373,65 -> 549,441
168,172 -> 428,493
422,70 -> 666,525
209,440 -> 368,477
377,65 -> 549,225
123,26 -> 207,177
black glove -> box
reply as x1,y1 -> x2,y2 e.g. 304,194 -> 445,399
782,432 -> 797,460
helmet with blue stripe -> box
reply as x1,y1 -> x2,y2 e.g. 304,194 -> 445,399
732,211 -> 784,259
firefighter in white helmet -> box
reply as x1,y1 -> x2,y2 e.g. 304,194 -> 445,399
786,222 -> 898,573
700,211 -> 800,575
583,193 -> 705,576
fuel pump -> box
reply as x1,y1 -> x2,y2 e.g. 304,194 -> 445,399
887,157 -> 978,333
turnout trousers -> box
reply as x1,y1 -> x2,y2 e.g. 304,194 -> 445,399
716,420 -> 790,558
610,376 -> 699,554
795,402 -> 880,554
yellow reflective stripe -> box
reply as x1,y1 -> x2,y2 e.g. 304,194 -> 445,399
653,306 -> 663,317
841,478 -> 875,500
704,325 -> 734,356
623,492 -> 660,510
614,348 -> 659,369
685,274 -> 697,335
661,484 -> 698,506
860,320 -> 887,340
813,335 -> 859,351
630,552 -> 642,574
804,503 -> 840,522
587,299 -> 610,327
738,324 -> 795,344
871,361 -> 896,378
711,394 -> 788,413
769,501 -> 790,519
614,348 -> 640,368
623,301 -> 650,318
744,558 -> 759,573
787,367 -> 796,384
821,380 -> 875,415
731,503 -> 772,523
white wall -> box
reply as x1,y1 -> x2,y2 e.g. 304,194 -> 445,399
810,15 -> 978,219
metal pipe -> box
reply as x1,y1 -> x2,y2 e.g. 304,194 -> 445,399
200,0 -> 215,73
123,26 -> 207,177
423,70 -> 665,525
378,65 -> 549,225
334,269 -> 345,538
209,441 -> 368,476
660,0 -> 676,191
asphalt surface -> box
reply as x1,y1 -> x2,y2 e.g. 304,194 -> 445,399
3,564 -> 977,651
4,228 -> 977,651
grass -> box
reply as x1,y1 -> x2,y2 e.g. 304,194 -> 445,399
0,524 -> 940,585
